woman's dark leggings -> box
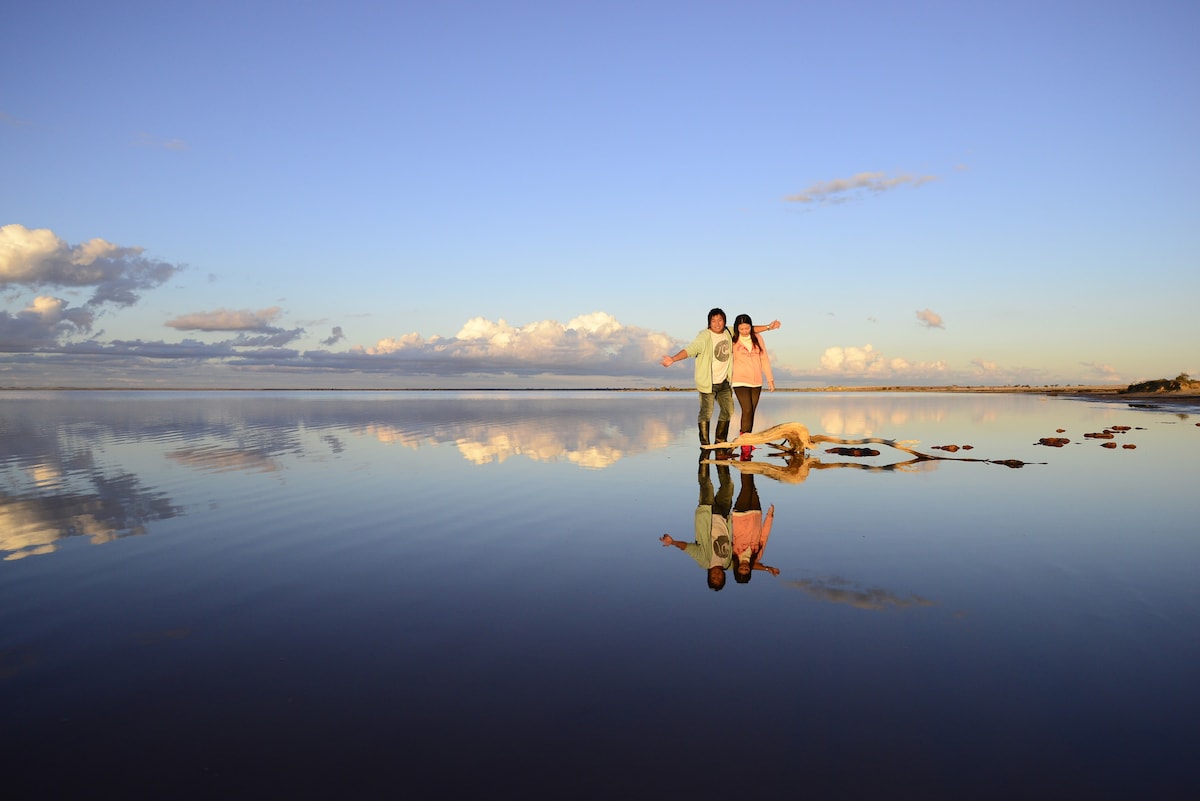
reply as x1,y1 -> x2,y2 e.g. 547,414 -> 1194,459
734,385 -> 762,433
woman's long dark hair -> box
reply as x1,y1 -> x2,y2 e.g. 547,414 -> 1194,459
731,313 -> 762,351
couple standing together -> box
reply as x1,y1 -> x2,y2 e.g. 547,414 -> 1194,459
661,307 -> 778,459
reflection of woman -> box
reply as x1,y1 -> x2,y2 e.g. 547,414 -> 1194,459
731,313 -> 775,460
732,473 -> 777,583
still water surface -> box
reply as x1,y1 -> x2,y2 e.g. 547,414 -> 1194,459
2,391 -> 1197,798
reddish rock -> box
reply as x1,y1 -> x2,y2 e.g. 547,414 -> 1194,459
933,444 -> 960,452
1111,425 -> 1131,431
1056,428 -> 1066,433
962,445 -> 974,450
1101,441 -> 1118,449
1084,432 -> 1115,439
1038,437 -> 1070,447
1122,443 -> 1137,449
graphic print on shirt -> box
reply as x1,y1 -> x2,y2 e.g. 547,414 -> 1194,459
713,334 -> 731,363
710,516 -> 732,568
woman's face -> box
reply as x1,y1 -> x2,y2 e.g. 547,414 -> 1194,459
738,322 -> 752,337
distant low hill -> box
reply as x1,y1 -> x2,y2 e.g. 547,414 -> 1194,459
1123,374 -> 1199,394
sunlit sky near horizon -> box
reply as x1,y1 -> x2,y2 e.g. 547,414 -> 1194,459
3,0 -> 1197,389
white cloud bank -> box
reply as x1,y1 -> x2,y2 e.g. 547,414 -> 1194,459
344,312 -> 675,377
818,344 -> 947,382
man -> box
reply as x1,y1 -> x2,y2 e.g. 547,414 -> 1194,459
660,461 -> 735,591
661,308 -> 780,449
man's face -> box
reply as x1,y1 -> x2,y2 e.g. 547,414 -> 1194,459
709,314 -> 726,334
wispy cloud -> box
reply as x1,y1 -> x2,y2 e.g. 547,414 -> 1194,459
166,307 -> 284,332
321,326 -> 345,346
785,170 -> 936,205
133,133 -> 189,151
1081,361 -> 1122,383
784,576 -> 936,611
0,110 -> 32,128
916,308 -> 944,329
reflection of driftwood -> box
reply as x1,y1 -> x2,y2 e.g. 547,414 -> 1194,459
701,421 -> 1039,471
700,454 -> 934,483
702,421 -> 922,456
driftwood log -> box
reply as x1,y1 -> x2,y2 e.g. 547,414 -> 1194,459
701,421 -> 1036,469
701,422 -> 921,457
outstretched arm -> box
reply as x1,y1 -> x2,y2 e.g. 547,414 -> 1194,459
661,349 -> 689,368
660,534 -> 690,551
753,320 -> 781,334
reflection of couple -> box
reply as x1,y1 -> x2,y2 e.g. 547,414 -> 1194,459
661,308 -> 777,459
660,466 -> 777,591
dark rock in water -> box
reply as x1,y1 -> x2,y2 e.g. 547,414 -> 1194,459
1122,443 -> 1137,449
1085,431 -> 1115,439
962,445 -> 974,450
990,459 -> 1026,468
1111,425 -> 1131,431
933,444 -> 960,452
1101,442 -> 1118,449
1056,428 -> 1066,433
1038,437 -> 1070,447
825,447 -> 881,457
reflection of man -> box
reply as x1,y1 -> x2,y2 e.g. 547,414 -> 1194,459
660,462 -> 735,591
731,473 -> 778,583
660,308 -> 780,450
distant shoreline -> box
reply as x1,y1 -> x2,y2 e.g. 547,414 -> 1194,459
3,383 -> 1199,405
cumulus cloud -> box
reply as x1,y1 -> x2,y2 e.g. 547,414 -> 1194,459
0,296 -> 95,350
166,307 -> 284,332
916,308 -> 944,329
785,171 -> 937,205
348,312 -> 675,376
0,224 -> 181,307
818,343 -> 947,381
971,358 -> 999,373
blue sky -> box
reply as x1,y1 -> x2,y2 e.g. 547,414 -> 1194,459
3,0 -> 1197,388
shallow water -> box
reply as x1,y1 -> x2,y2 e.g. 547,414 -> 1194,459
2,391 -> 1198,798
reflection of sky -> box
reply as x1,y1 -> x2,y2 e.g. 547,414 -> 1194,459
2,392 -> 1194,554
0,392 -> 692,559
3,391 -> 1198,795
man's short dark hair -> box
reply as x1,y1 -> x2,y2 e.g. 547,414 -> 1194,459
708,308 -> 726,325
707,566 -> 726,591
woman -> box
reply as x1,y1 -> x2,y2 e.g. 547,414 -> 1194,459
730,313 -> 775,460
732,473 -> 778,584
